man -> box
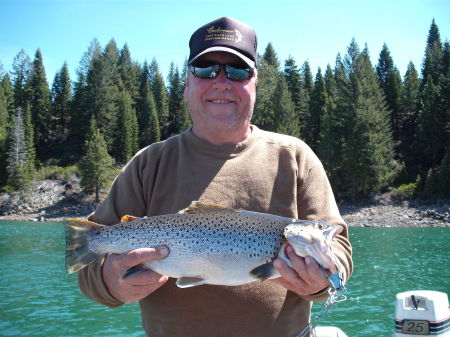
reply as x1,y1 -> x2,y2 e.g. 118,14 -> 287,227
78,17 -> 353,337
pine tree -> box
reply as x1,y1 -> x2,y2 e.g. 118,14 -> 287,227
376,44 -> 403,142
6,108 -> 33,190
118,44 -> 139,104
1,74 -> 15,117
308,68 -> 327,152
148,97 -> 161,146
84,41 -> 120,150
167,63 -> 191,136
319,65 -> 340,180
11,49 -> 31,110
337,43 -> 398,199
253,60 -> 278,131
346,47 -> 398,198
284,56 -> 305,136
0,85 -> 9,186
421,19 -> 442,87
149,59 -> 169,139
140,81 -> 160,147
300,61 -> 313,136
137,62 -> 160,147
78,118 -> 115,202
29,49 -> 51,162
23,104 -> 36,177
399,62 -> 421,180
0,82 -> 9,132
344,39 -> 360,75
415,76 -> 442,170
415,20 -> 447,175
51,62 -> 72,160
422,148 -> 450,198
68,39 -> 102,159
167,63 -> 180,136
273,75 -> 299,137
148,91 -> 161,146
180,58 -> 188,88
262,43 -> 280,69
112,91 -> 139,165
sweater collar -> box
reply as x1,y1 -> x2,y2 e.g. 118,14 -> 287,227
183,125 -> 260,158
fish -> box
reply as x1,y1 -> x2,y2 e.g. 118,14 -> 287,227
65,201 -> 343,288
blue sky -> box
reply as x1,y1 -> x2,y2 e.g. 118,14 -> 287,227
0,0 -> 449,84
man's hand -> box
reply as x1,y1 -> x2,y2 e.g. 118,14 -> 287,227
102,246 -> 170,303
271,245 -> 329,296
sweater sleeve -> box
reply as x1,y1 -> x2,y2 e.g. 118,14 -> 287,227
77,149 -> 151,307
296,144 -> 353,302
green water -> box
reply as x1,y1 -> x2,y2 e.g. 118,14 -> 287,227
0,221 -> 448,337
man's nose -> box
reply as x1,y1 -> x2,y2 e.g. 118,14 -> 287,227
212,68 -> 231,89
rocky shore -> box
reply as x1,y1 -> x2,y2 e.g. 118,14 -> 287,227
0,177 -> 101,222
0,178 -> 449,227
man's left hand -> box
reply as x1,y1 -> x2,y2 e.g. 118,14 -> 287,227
271,244 -> 330,296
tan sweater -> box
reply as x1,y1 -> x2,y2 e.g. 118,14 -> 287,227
78,126 -> 353,337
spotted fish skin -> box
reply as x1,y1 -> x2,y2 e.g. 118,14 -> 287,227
65,202 -> 342,287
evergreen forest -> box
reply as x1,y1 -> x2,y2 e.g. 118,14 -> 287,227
0,20 -> 448,201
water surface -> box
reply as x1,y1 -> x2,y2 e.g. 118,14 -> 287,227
0,222 -> 448,336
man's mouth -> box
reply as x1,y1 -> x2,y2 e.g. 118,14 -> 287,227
207,99 -> 235,104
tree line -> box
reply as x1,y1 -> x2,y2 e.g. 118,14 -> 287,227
0,19 -> 448,201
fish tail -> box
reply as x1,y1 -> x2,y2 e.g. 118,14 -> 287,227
65,219 -> 104,274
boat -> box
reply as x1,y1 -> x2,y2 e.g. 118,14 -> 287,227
393,290 -> 450,336
312,290 -> 449,336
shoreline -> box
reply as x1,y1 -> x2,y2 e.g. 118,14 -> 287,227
1,200 -> 449,228
1,179 -> 449,227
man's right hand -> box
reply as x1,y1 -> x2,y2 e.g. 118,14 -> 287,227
102,246 -> 170,303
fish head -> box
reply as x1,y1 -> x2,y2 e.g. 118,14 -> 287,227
283,222 -> 343,272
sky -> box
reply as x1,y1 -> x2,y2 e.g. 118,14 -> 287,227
0,0 -> 449,85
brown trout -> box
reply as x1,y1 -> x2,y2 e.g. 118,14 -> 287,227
65,201 -> 343,287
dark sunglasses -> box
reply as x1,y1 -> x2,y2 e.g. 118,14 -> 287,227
189,63 -> 254,81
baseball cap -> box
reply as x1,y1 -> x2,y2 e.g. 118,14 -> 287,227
188,17 -> 257,68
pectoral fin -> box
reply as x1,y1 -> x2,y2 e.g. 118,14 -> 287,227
176,277 -> 206,288
123,265 -> 147,279
250,262 -> 276,281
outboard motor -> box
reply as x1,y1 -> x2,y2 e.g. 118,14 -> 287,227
393,290 -> 450,336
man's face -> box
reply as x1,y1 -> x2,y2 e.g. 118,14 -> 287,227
184,52 -> 257,143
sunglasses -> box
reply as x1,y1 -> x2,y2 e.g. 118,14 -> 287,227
189,63 -> 254,81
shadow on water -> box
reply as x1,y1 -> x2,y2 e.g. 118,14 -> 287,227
0,222 -> 448,337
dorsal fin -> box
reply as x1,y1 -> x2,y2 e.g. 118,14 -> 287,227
120,215 -> 138,223
178,201 -> 237,214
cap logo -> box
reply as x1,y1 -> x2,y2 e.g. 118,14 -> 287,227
206,25 -> 243,43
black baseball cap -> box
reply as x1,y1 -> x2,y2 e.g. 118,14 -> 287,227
188,17 -> 257,68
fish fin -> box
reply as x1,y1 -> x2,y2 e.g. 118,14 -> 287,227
123,265 -> 147,279
250,262 -> 276,281
178,201 -> 237,214
176,277 -> 207,288
64,219 -> 104,274
120,215 -> 138,223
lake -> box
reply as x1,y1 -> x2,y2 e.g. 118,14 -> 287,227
0,221 -> 448,337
